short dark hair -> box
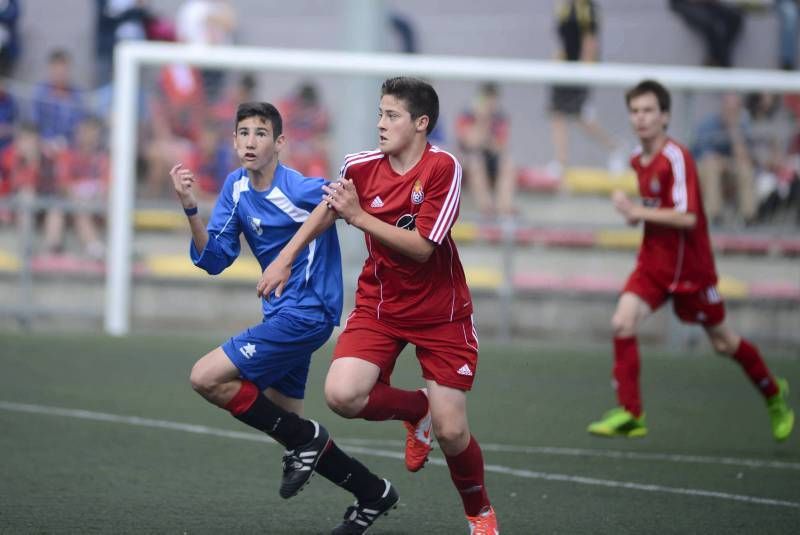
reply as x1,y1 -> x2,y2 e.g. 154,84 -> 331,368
480,81 -> 499,98
48,49 -> 70,64
235,102 -> 282,139
381,77 -> 439,135
625,79 -> 671,113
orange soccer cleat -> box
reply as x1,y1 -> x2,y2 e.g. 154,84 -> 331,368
467,506 -> 499,535
403,388 -> 432,472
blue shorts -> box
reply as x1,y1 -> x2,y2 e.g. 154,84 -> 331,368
222,309 -> 334,399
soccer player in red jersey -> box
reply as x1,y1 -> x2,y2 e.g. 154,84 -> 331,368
587,80 -> 794,441
259,77 -> 499,534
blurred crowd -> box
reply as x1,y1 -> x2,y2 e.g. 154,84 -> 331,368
0,0 -> 799,261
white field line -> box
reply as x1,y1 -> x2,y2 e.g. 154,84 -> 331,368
340,437 -> 800,471
1,400 -> 797,509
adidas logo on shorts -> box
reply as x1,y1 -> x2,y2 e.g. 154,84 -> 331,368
457,364 -> 473,376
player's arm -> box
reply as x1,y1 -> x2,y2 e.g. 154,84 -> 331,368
256,200 -> 338,298
327,179 -> 435,263
612,189 -> 696,229
170,163 -> 208,251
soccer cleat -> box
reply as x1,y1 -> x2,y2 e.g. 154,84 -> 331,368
467,505 -> 499,535
767,377 -> 794,442
403,388 -> 433,472
279,420 -> 331,499
330,478 -> 399,534
587,407 -> 648,438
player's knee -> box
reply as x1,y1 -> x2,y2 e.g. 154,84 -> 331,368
710,335 -> 733,355
324,384 -> 362,418
189,362 -> 219,399
611,314 -> 635,337
432,419 -> 468,449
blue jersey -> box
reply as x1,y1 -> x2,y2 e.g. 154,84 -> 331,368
190,163 -> 343,325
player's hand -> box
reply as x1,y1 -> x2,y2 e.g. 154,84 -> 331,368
170,163 -> 198,209
322,179 -> 362,226
257,257 -> 291,300
612,189 -> 640,225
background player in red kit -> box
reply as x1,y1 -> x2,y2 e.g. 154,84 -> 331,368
259,77 -> 499,534
587,80 -> 794,442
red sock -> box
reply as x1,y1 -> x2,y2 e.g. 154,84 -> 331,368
445,436 -> 490,517
613,336 -> 642,417
224,380 -> 259,415
356,382 -> 428,422
732,338 -> 778,398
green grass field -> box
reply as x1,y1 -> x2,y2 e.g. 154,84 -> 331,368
1,332 -> 798,534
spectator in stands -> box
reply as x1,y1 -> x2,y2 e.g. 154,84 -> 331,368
0,79 -> 14,223
211,72 -> 257,127
94,0 -> 152,87
54,116 -> 109,259
185,120 -> 232,199
743,92 -> 796,222
279,82 -> 331,178
693,92 -> 757,226
175,0 -> 237,101
776,0 -> 799,70
141,62 -> 206,197
32,49 -> 85,153
1,123 -> 61,253
0,0 -> 19,77
669,0 -> 744,67
456,82 -> 516,217
547,0 -> 622,180
388,10 -> 418,53
0,79 -> 17,152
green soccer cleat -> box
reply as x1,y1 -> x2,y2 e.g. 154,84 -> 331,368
767,378 -> 794,442
587,407 -> 648,438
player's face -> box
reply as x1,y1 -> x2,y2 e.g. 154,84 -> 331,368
377,95 -> 425,155
233,116 -> 284,171
628,93 -> 669,142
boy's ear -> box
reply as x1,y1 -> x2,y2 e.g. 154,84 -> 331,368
416,115 -> 429,133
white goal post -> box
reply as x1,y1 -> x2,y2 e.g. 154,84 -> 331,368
105,40 -> 800,335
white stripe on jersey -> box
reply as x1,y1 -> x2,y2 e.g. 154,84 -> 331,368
462,313 -> 478,351
305,239 -> 317,283
231,174 -> 250,204
339,150 -> 383,178
265,186 -> 311,223
217,175 -> 249,238
664,142 -> 688,212
429,147 -> 462,244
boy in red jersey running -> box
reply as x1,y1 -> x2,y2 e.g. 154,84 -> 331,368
587,80 -> 794,441
259,77 -> 499,535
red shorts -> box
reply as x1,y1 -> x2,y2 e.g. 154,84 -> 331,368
622,269 -> 725,326
333,308 -> 479,390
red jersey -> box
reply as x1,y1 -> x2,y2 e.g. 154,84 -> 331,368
340,143 -> 473,326
630,138 -> 717,292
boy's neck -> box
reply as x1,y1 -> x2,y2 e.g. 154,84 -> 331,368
248,159 -> 279,191
387,137 -> 427,175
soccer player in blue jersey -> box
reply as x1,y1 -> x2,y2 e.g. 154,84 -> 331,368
170,102 -> 397,534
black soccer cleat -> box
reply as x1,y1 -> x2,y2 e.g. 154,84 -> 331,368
279,420 -> 331,499
331,479 -> 399,534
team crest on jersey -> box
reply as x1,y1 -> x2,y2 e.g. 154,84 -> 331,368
249,216 -> 263,236
649,177 -> 660,194
410,180 -> 424,204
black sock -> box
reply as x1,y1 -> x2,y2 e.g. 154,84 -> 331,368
233,393 -> 315,449
314,441 -> 386,502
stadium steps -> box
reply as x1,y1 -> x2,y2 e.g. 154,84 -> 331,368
130,207 -> 800,258
451,221 -> 800,257
0,250 -> 796,304
517,166 -> 638,195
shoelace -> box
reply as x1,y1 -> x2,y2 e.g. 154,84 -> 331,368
281,451 -> 304,473
341,504 -> 375,528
